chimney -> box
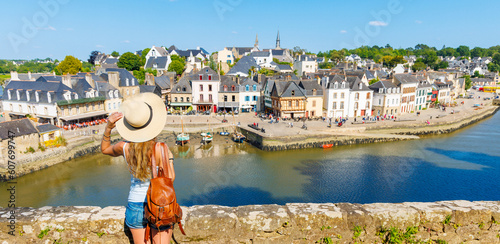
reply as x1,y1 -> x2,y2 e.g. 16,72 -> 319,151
62,74 -> 72,88
145,73 -> 155,86
85,73 -> 95,89
169,76 -> 174,90
28,71 -> 32,80
108,72 -> 120,88
10,71 -> 19,81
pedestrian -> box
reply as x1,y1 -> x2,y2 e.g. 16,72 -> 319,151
101,93 -> 175,244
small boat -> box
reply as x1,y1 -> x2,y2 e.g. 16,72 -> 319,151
176,114 -> 190,145
201,132 -> 213,144
232,132 -> 246,143
322,144 -> 333,149
219,131 -> 230,136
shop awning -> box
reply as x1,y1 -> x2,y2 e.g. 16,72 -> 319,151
60,111 -> 109,121
9,112 -> 27,116
36,114 -> 56,119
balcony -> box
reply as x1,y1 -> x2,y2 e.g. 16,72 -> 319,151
195,99 -> 214,104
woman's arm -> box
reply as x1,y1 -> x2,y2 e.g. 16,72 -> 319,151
101,112 -> 125,157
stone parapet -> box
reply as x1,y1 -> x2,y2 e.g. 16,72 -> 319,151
1,201 -> 500,243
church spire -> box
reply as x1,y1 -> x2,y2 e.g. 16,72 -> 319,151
254,34 -> 259,49
276,30 -> 281,49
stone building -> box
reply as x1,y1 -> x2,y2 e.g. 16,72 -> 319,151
0,119 -> 39,168
271,80 -> 307,118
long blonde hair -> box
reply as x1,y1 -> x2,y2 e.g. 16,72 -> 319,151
126,139 -> 155,181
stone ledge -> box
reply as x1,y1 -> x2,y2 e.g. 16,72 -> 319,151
1,201 -> 500,243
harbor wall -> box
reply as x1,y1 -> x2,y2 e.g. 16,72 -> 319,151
1,201 -> 500,243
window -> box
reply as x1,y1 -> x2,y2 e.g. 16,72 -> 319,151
367,93 -> 370,99
182,87 -> 186,92
114,90 -> 118,97
187,97 -> 190,102
200,94 -> 204,101
341,93 -> 345,99
86,104 -> 89,112
245,96 -> 250,102
209,94 -> 212,102
246,85 -> 249,91
288,101 -> 292,107
208,75 -> 212,81
127,90 -> 130,96
354,102 -> 358,110
296,101 -> 299,107
26,91 -> 30,101
253,96 -> 257,101
200,85 -> 203,91
312,101 -> 316,107
333,93 -> 337,99
126,78 -> 129,86
355,93 -> 359,100
199,75 -> 203,80
108,103 -> 112,110
313,89 -> 317,96
359,83 -> 362,89
366,102 -> 370,108
209,85 -> 212,91
291,90 -> 295,96
61,107 -> 64,115
224,85 -> 228,92
341,82 -> 345,89
76,105 -> 80,113
232,95 -> 235,102
224,95 -> 227,102
333,102 -> 337,109
175,97 -> 178,102
253,85 -> 257,91
334,83 -> 338,89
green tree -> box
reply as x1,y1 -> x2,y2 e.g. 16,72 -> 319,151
463,75 -> 472,90
141,48 -> 151,65
487,62 -> 500,72
117,52 -> 142,71
56,56 -> 82,75
81,61 -> 93,72
319,62 -> 333,69
168,60 -> 185,75
472,71 -> 485,78
493,53 -> 500,65
412,61 -> 427,72
456,45 -> 470,57
369,77 -> 380,85
111,51 -> 120,57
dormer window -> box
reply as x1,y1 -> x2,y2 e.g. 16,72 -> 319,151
95,91 -> 99,97
224,85 -> 228,92
126,78 -> 130,86
208,75 -> 212,81
245,85 -> 249,92
379,88 -> 383,93
182,87 -> 186,92
334,82 -> 338,89
16,90 -> 20,100
177,87 -> 180,92
253,85 -> 257,91
48,92 -> 52,103
359,83 -> 362,89
74,94 -> 78,99
109,91 -> 113,98
291,90 -> 295,96
341,82 -> 345,89
114,90 -> 118,97
231,85 -> 235,91
35,91 -> 39,102
132,79 -> 136,85
199,75 -> 203,80
7,90 -> 11,100
26,91 -> 30,101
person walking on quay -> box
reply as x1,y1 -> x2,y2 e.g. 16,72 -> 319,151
101,93 -> 175,244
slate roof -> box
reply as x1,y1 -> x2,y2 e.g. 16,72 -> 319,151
276,64 -> 292,72
16,73 -> 53,81
272,80 -> 306,98
144,57 -> 170,69
171,77 -> 192,94
240,77 -> 260,91
369,80 -> 397,93
103,57 -> 119,65
104,68 -> 139,87
299,80 -> 323,96
348,77 -> 371,91
95,82 -> 121,99
227,56 -> 260,76
250,51 -> 270,57
151,46 -> 169,56
154,76 -> 171,90
219,76 -> 239,93
139,85 -> 160,96
192,67 -> 220,81
394,74 -> 419,84
4,77 -> 75,104
36,123 -> 60,133
231,47 -> 253,56
325,74 -> 347,89
0,119 -> 38,140
271,49 -> 285,56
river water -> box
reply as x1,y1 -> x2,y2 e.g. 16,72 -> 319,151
2,112 -> 500,208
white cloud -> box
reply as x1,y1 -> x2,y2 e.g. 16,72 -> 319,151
37,25 -> 57,31
369,21 -> 388,26
415,20 -> 423,24
122,40 -> 130,43
340,30 -> 347,34
96,44 -> 104,48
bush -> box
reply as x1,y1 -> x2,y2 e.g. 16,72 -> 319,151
26,146 -> 35,153
38,143 -> 46,152
44,136 -> 67,148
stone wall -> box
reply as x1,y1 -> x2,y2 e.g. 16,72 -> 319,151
1,201 -> 500,243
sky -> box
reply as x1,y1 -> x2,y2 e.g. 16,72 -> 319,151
1,0 -> 499,61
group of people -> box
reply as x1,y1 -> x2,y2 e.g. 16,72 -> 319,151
61,118 -> 108,130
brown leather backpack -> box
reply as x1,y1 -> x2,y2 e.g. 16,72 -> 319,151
144,142 -> 186,242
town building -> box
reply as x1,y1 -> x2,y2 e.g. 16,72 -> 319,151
369,80 -> 401,116
299,80 -> 323,117
270,80 -> 307,118
170,76 -> 192,112
191,67 -> 220,112
393,74 -> 418,113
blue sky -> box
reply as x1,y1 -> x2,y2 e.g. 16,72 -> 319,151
1,0 -> 499,60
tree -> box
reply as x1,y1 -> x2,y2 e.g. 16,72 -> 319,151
456,45 -> 470,57
56,56 -> 82,75
111,51 -> 120,57
412,61 -> 427,72
319,62 -> 333,69
472,71 -> 485,78
141,48 -> 151,65
487,62 -> 500,72
81,62 -> 93,72
463,75 -> 472,90
117,52 -> 142,71
168,60 -> 185,75
470,47 -> 484,58
493,53 -> 500,65
369,77 -> 380,85
88,50 -> 100,65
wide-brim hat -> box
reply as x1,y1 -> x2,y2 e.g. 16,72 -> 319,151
116,93 -> 167,142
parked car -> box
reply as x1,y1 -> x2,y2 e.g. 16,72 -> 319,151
186,110 -> 196,115
484,97 -> 491,100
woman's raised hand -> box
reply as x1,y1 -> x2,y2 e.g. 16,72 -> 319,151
107,112 -> 123,129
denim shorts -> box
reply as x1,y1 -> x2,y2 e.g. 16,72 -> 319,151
125,202 -> 172,231
125,202 -> 148,229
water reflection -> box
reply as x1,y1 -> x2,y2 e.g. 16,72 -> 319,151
1,112 -> 499,207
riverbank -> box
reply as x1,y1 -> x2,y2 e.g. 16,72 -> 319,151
1,201 -> 499,243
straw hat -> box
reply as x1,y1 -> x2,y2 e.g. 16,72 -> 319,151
116,93 -> 167,142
